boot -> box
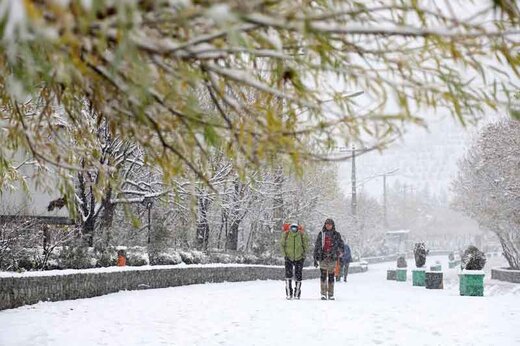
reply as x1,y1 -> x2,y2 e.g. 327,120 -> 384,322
285,279 -> 293,300
320,280 -> 327,300
328,282 -> 335,300
294,281 -> 302,299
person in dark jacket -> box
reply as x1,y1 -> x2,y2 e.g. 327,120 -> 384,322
339,241 -> 352,282
313,218 -> 344,300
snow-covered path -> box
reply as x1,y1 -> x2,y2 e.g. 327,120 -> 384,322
1,256 -> 519,346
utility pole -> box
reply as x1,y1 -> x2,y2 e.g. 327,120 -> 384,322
336,145 -> 367,218
379,168 -> 399,229
383,173 -> 387,228
351,144 -> 357,217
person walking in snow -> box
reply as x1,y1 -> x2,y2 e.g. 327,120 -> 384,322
340,241 -> 352,282
281,223 -> 309,300
313,218 -> 344,300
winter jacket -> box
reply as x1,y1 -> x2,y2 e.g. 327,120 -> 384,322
280,230 -> 309,261
313,230 -> 343,262
342,243 -> 352,264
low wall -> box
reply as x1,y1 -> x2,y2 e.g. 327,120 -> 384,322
491,267 -> 520,283
361,254 -> 398,264
0,263 -> 367,310
428,250 -> 453,256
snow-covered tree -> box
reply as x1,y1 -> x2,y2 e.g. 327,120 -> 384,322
1,1 -> 518,194
452,119 -> 520,269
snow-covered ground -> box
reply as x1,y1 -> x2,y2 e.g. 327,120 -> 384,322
1,256 -> 519,346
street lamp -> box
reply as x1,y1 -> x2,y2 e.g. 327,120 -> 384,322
346,167 -> 399,228
381,168 -> 399,229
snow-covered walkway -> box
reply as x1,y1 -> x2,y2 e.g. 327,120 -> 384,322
1,256 -> 519,346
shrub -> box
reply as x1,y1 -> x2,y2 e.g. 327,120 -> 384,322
242,254 -> 260,264
413,243 -> 428,268
58,245 -> 95,269
191,250 -> 208,264
16,248 -> 39,271
462,245 -> 486,270
149,251 -> 182,265
396,255 -> 407,268
97,248 -> 118,267
126,247 -> 149,266
208,252 -> 234,264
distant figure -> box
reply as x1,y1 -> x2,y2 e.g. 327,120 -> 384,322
340,242 -> 352,282
313,218 -> 344,300
280,223 -> 309,300
117,249 -> 126,266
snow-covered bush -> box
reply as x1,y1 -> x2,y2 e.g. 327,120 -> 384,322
461,245 -> 486,270
58,245 -> 96,269
0,217 -> 41,271
96,248 -> 118,267
396,255 -> 407,268
15,248 -> 40,271
208,252 -> 234,264
44,251 -> 60,270
413,243 -> 428,268
179,250 -> 195,264
242,254 -> 260,264
149,251 -> 182,265
126,247 -> 149,266
191,250 -> 208,264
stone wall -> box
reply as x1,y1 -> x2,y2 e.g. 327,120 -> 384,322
0,263 -> 367,310
491,267 -> 520,283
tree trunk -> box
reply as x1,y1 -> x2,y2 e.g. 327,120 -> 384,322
42,225 -> 50,256
245,221 -> 256,252
217,211 -> 226,249
273,168 -> 284,232
83,215 -> 95,247
226,219 -> 241,251
98,187 -> 115,248
498,231 -> 520,270
196,194 -> 210,250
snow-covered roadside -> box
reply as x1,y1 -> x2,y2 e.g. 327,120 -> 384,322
1,256 -> 519,346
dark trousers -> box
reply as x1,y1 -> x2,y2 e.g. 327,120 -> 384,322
342,262 -> 350,280
320,269 -> 335,297
320,269 -> 335,284
285,258 -> 304,281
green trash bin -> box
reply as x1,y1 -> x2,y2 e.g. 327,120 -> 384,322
396,268 -> 407,282
412,269 -> 426,286
459,271 -> 485,296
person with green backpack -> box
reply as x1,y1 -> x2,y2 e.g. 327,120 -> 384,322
280,223 -> 310,300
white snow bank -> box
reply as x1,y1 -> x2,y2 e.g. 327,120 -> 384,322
0,261 -> 367,278
459,270 -> 486,275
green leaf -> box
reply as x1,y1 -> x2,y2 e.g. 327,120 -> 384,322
511,108 -> 520,121
204,125 -> 220,147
